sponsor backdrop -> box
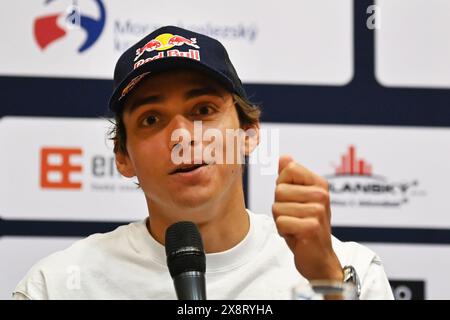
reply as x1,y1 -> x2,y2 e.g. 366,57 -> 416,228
0,0 -> 449,299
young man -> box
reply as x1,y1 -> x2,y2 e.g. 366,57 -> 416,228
14,26 -> 393,299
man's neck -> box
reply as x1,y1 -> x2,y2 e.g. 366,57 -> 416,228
146,183 -> 250,253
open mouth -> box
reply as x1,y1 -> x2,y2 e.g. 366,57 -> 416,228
170,163 -> 208,174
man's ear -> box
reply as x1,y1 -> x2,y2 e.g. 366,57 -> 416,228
115,150 -> 136,178
242,122 -> 260,157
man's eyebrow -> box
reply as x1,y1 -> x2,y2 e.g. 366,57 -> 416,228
184,86 -> 225,101
128,95 -> 161,114
127,86 -> 225,114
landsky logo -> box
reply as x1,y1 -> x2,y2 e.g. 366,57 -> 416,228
33,0 -> 106,53
325,145 -> 425,208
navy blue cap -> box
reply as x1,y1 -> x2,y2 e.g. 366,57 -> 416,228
109,25 -> 248,112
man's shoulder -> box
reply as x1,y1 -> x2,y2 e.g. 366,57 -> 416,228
13,220 -> 145,299
48,220 -> 141,260
331,236 -> 380,278
246,210 -> 381,268
332,237 -> 394,299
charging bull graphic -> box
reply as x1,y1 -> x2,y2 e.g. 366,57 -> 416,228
134,33 -> 200,61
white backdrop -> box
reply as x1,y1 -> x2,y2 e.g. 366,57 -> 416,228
0,0 -> 353,85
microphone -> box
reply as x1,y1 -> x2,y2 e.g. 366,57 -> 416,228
165,221 -> 207,300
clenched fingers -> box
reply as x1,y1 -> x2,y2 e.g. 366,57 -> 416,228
275,215 -> 322,240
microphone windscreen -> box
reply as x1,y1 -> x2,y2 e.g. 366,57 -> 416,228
165,221 -> 206,278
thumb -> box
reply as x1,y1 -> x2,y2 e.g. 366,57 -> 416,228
278,154 -> 294,174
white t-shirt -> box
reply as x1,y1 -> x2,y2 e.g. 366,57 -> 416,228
13,211 -> 394,300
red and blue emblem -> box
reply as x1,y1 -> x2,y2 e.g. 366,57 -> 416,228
34,0 -> 106,53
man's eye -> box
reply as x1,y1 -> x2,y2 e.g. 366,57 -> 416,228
142,115 -> 159,126
194,105 -> 215,116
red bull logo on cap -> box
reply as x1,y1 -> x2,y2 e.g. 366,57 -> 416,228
133,33 -> 201,69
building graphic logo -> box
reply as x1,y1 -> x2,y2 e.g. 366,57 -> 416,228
34,0 -> 106,53
326,145 -> 425,208
334,145 -> 372,176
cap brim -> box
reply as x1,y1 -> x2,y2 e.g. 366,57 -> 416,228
109,57 -> 237,112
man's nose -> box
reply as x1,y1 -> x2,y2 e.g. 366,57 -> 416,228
167,115 -> 197,151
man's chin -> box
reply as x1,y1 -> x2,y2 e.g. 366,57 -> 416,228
172,191 -> 214,209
